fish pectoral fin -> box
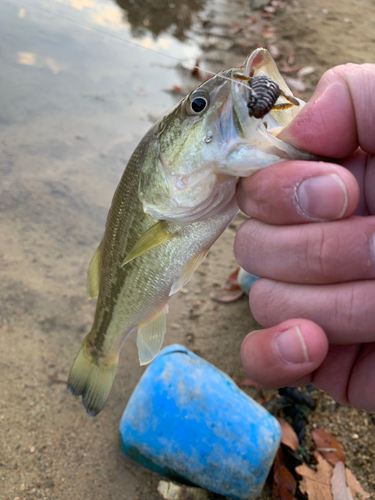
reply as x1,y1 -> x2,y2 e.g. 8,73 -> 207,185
87,239 -> 103,299
122,221 -> 178,267
136,307 -> 168,365
169,248 -> 210,296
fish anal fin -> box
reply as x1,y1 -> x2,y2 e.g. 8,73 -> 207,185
87,239 -> 103,299
169,249 -> 209,296
122,221 -> 177,267
137,307 -> 167,365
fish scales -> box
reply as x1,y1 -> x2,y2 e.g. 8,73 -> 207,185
68,48 -> 317,416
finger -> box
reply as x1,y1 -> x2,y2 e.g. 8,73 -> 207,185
234,216 -> 375,284
342,149 -> 369,216
312,344 -> 362,406
240,319 -> 328,389
278,64 -> 375,157
236,160 -> 359,223
347,343 -> 375,411
249,278 -> 375,343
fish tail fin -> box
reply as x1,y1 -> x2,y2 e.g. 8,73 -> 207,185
67,339 -> 118,417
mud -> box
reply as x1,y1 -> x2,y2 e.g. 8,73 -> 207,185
1,0 -> 375,499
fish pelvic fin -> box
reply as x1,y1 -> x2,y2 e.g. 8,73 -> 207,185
137,306 -> 168,365
87,239 -> 103,299
122,221 -> 178,267
169,248 -> 210,296
67,339 -> 118,416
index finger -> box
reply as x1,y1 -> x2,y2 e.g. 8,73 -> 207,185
278,63 -> 375,157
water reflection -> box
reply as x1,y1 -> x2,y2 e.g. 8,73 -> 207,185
115,0 -> 207,41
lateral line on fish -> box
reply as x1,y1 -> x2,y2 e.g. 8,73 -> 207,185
16,2 -> 256,92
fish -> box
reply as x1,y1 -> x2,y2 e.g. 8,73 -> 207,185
67,48 -> 316,416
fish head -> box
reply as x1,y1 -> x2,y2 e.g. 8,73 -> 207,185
139,48 -> 316,223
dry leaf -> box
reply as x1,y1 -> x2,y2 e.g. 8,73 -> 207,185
261,26 -> 276,38
331,462 -> 353,500
297,66 -> 315,78
276,418 -> 299,451
212,291 -> 244,302
239,378 -> 261,390
212,268 -> 244,302
157,481 -> 210,500
191,60 -> 202,80
273,447 -> 297,500
345,469 -> 370,500
312,429 -> 345,465
296,451 -> 333,500
283,76 -> 306,93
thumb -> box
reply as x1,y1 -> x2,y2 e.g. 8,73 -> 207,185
241,319 -> 328,388
278,64 -> 375,158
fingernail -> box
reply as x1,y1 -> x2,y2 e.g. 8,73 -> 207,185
275,326 -> 310,364
295,173 -> 348,220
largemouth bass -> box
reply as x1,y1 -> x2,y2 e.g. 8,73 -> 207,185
68,48 -> 315,416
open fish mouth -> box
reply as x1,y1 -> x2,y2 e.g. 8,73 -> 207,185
138,48 -> 317,224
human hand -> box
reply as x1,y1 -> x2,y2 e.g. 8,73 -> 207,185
234,63 -> 375,411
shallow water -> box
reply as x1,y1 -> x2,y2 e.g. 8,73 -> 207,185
0,0 -> 204,187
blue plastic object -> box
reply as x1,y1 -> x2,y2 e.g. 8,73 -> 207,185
119,345 -> 281,499
238,268 -> 259,295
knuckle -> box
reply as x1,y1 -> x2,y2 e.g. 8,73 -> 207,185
338,283 -> 375,334
234,220 -> 263,273
250,279 -> 281,327
301,225 -> 339,280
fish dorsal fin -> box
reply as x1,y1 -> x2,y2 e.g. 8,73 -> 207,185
87,239 -> 103,299
136,307 -> 168,365
169,248 -> 209,297
122,221 -> 177,267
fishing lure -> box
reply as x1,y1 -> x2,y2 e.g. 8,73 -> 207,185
234,72 -> 300,119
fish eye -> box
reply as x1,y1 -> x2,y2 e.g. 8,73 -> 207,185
191,97 -> 207,113
186,91 -> 210,116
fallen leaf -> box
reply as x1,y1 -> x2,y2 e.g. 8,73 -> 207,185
279,64 -> 301,74
286,52 -> 295,65
345,469 -> 370,500
296,452 -> 333,500
191,60 -> 202,80
276,418 -> 299,451
212,290 -> 244,302
172,85 -> 182,93
297,66 -> 315,78
331,462 -> 353,500
157,480 -> 210,500
212,268 -> 244,302
261,26 -> 276,38
273,447 -> 297,500
312,429 -> 345,465
283,76 -> 306,93
239,378 -> 261,390
48,374 -> 66,385
268,43 -> 281,59
227,23 -> 243,35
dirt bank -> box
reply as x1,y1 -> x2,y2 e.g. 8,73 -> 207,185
1,0 -> 374,499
